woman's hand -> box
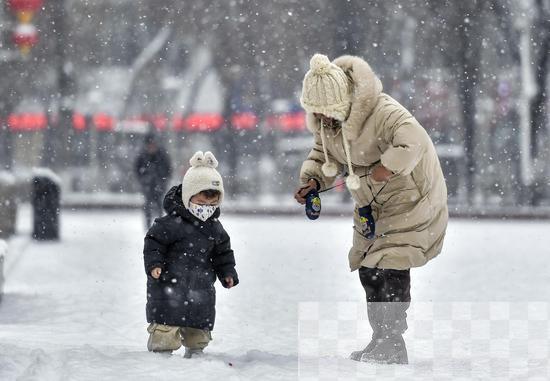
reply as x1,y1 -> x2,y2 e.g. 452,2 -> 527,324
294,179 -> 319,205
370,164 -> 394,182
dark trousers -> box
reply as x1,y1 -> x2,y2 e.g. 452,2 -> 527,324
359,267 -> 411,303
359,267 -> 411,337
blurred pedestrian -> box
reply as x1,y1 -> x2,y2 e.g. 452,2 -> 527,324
134,132 -> 172,229
294,54 -> 448,364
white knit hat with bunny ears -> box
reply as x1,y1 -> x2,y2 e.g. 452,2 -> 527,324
181,151 -> 224,208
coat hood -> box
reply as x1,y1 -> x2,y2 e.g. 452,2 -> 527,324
163,185 -> 221,221
305,55 -> 383,141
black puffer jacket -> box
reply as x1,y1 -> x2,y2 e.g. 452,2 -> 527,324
143,185 -> 238,329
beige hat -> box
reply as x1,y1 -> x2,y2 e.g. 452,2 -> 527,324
300,54 -> 352,121
181,151 -> 224,208
300,53 -> 363,190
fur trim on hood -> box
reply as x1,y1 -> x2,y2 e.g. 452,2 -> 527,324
305,55 -> 383,141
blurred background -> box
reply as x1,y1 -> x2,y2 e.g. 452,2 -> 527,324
1,3 -> 550,377
0,0 -> 549,214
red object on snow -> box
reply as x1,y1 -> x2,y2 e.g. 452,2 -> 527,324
7,113 -> 47,131
231,112 -> 258,131
7,0 -> 43,12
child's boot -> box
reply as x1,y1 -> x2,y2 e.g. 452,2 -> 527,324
181,327 -> 211,359
147,324 -> 183,353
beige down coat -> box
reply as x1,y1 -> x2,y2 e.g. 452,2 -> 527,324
300,55 -> 448,271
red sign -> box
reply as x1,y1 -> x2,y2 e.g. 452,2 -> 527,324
231,112 -> 258,131
73,113 -> 86,131
149,114 -> 168,131
7,113 -> 47,131
7,0 -> 43,12
266,111 -> 306,132
175,113 -> 224,132
93,113 -> 114,131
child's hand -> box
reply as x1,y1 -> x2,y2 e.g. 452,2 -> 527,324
224,276 -> 234,288
151,267 -> 162,279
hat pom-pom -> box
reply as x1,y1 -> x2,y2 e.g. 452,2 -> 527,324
322,162 -> 338,177
189,151 -> 205,167
310,54 -> 331,74
346,174 -> 361,190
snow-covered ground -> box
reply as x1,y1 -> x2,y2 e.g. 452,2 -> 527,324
1,207 -> 549,380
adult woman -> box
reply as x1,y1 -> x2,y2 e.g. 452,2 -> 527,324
294,54 -> 448,364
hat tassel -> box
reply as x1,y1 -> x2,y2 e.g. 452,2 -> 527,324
320,120 -> 338,177
342,129 -> 360,190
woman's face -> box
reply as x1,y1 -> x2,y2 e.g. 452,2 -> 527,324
314,113 -> 339,128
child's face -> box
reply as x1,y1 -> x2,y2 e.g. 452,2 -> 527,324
190,193 -> 219,206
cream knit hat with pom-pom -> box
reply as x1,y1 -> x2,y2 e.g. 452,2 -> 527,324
181,151 -> 224,208
299,54 -> 361,191
300,54 -> 351,121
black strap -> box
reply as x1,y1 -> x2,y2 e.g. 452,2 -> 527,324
318,174 -> 368,193
319,174 -> 389,206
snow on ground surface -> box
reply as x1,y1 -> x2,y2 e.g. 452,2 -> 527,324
1,207 -> 550,380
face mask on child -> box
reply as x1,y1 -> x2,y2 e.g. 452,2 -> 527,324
188,202 -> 217,221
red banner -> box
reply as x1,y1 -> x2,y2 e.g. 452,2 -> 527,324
93,113 -> 114,131
178,113 -> 224,132
231,112 -> 258,131
5,111 -> 306,133
7,113 -> 47,131
266,111 -> 306,132
72,113 -> 86,131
